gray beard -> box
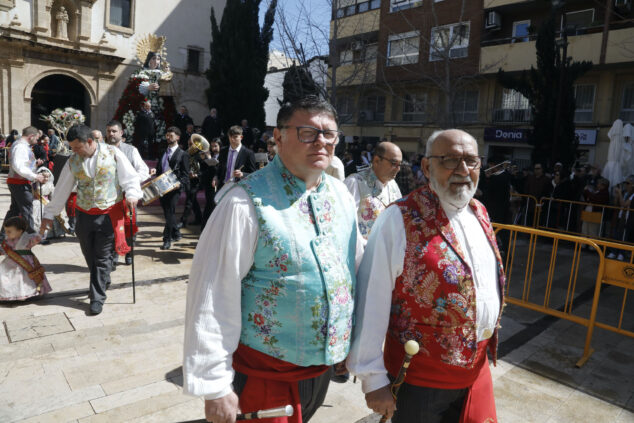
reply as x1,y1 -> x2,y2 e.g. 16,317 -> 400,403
429,171 -> 477,210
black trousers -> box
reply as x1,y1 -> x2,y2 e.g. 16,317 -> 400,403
181,179 -> 202,224
160,189 -> 181,241
233,367 -> 332,422
202,184 -> 216,227
391,382 -> 467,423
75,211 -> 114,305
3,183 -> 35,234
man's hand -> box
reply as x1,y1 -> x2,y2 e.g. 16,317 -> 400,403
126,197 -> 139,211
35,159 -> 43,167
34,173 -> 48,184
150,168 -> 157,176
333,360 -> 348,375
212,176 -> 218,189
204,392 -> 240,423
232,169 -> 243,179
148,83 -> 160,91
40,218 -> 53,236
365,385 -> 396,420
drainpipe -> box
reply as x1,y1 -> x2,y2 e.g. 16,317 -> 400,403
599,0 -> 613,65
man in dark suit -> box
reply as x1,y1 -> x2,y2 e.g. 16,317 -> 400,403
200,138 -> 221,228
215,125 -> 257,192
201,108 -> 222,142
175,106 -> 194,136
134,101 -> 155,159
240,119 -> 254,149
156,127 -> 189,250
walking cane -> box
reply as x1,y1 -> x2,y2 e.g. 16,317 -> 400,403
39,182 -> 43,232
129,207 -> 136,304
179,404 -> 293,422
378,340 -> 420,423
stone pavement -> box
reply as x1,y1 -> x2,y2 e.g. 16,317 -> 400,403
0,173 -> 633,422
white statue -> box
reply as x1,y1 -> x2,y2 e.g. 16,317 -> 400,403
55,7 -> 69,40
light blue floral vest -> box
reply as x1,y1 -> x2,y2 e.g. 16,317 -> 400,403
69,143 -> 122,210
235,155 -> 357,366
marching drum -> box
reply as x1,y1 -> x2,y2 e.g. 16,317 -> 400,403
141,169 -> 181,205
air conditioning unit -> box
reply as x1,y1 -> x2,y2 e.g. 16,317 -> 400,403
351,41 -> 364,51
615,0 -> 632,10
358,110 -> 374,121
485,11 -> 502,30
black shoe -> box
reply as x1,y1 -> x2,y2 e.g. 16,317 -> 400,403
161,241 -> 171,250
89,302 -> 103,315
125,253 -> 132,265
172,232 -> 182,242
175,222 -> 184,230
40,239 -> 50,245
330,373 -> 350,383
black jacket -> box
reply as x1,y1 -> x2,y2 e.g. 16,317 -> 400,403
216,145 -> 257,188
156,146 -> 190,192
202,115 -> 222,141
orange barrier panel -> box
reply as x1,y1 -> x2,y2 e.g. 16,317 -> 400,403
493,223 -> 634,367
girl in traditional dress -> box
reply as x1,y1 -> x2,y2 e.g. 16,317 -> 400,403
0,216 -> 51,301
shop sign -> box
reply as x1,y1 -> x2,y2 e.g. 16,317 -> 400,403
484,127 -> 531,143
575,129 -> 597,146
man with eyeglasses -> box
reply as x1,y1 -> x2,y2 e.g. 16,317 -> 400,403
344,141 -> 402,239
184,97 -> 364,423
348,129 -> 505,422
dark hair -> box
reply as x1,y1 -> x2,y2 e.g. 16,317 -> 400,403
143,51 -> 159,69
166,126 -> 181,136
228,125 -> 243,136
210,137 -> 222,145
106,120 -> 123,130
67,124 -> 93,142
276,96 -> 338,129
4,216 -> 27,232
23,126 -> 38,137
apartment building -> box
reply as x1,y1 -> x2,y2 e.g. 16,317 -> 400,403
330,0 -> 634,167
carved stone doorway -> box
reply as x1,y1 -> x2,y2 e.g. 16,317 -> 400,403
30,74 -> 90,130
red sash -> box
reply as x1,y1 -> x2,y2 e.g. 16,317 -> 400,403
385,336 -> 497,422
1,241 -> 46,288
76,201 -> 130,256
7,177 -> 30,185
66,193 -> 77,217
232,344 -> 329,423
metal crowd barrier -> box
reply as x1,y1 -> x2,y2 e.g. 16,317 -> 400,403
494,223 -> 634,367
536,197 -> 634,245
510,193 -> 539,227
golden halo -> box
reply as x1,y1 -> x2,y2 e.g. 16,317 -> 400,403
136,33 -> 168,66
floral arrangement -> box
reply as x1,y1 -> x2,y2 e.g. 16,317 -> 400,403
40,107 -> 86,139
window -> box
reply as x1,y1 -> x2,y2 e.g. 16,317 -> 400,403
402,94 -> 426,122
361,95 -> 386,121
494,88 -> 531,122
387,31 -> 420,66
345,5 -> 356,15
352,43 -> 378,63
187,48 -> 202,73
430,23 -> 469,61
620,84 -> 634,122
340,49 -> 353,65
370,0 -> 381,10
109,0 -> 131,27
573,84 -> 595,123
336,8 -> 345,18
337,96 -> 355,123
453,90 -> 479,123
564,9 -> 594,31
358,1 -> 370,13
390,0 -> 422,12
512,20 -> 530,43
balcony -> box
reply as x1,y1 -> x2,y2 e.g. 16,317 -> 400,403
480,32 -> 602,73
330,9 -> 380,40
493,108 -> 532,123
605,27 -> 634,64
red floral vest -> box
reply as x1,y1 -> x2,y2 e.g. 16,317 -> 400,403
384,185 -> 505,386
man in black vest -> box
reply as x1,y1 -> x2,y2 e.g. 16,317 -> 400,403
156,127 -> 189,250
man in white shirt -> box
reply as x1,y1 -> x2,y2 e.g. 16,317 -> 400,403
347,129 -> 505,422
106,120 -> 153,265
344,141 -> 402,239
183,97 -> 364,423
2,126 -> 47,240
40,124 -> 142,315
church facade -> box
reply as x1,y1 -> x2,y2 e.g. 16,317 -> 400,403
0,0 -> 224,134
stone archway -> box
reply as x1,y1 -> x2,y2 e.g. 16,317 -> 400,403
30,74 -> 91,130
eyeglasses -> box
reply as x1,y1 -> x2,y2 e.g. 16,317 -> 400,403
281,125 -> 342,145
377,155 -> 402,168
427,155 -> 483,170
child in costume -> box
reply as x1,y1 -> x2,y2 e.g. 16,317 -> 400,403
0,216 -> 51,301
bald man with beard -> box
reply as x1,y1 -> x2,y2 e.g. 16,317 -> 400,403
348,129 -> 506,422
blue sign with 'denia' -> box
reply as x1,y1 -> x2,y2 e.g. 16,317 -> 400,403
484,127 -> 532,143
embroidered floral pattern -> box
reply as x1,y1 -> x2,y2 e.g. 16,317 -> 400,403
352,168 -> 401,239
69,144 -> 121,210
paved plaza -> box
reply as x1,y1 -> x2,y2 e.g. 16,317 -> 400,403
1,174 -> 633,422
